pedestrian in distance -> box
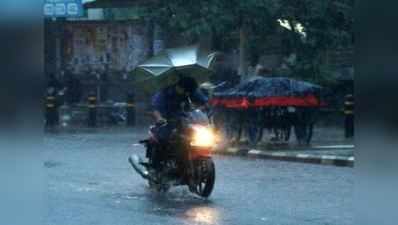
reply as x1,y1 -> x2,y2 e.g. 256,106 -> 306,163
344,94 -> 354,138
45,87 -> 59,128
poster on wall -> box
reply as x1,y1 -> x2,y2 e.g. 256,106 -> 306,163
64,22 -> 151,74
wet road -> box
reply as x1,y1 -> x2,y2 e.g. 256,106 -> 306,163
45,129 -> 353,225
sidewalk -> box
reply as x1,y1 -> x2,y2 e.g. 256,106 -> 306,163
216,146 -> 354,167
214,125 -> 355,167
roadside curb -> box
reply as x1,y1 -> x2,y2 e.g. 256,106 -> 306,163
216,148 -> 354,167
311,145 -> 355,150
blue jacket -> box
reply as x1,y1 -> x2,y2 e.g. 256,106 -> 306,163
151,86 -> 208,119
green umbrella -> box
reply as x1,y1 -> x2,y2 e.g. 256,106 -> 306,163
133,45 -> 217,93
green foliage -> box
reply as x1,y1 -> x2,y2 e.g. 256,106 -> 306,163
141,0 -> 279,49
275,0 -> 354,84
103,7 -> 148,20
137,0 -> 353,84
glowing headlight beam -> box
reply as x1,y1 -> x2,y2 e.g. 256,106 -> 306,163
190,125 -> 216,147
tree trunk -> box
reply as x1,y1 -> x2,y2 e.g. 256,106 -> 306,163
210,27 -> 222,51
44,18 -> 56,76
146,20 -> 154,58
238,26 -> 249,81
153,23 -> 165,55
199,30 -> 213,51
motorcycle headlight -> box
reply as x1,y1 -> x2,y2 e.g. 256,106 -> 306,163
190,125 -> 216,148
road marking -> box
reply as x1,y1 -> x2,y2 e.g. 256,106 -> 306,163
321,155 -> 337,160
313,145 -> 355,149
271,152 -> 288,157
248,149 -> 262,155
296,154 -> 310,158
227,147 -> 239,153
320,155 -> 338,165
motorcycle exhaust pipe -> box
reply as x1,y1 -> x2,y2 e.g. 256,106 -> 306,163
128,155 -> 157,184
128,155 -> 149,179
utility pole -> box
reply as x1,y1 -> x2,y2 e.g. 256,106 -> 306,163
238,26 -> 249,81
44,18 -> 57,77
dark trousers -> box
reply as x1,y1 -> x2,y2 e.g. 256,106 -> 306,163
247,122 -> 259,146
45,108 -> 59,127
150,123 -> 176,169
153,123 -> 176,142
88,109 -> 97,127
345,115 -> 354,138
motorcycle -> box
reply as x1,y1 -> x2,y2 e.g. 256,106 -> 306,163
108,102 -> 127,125
129,109 -> 216,198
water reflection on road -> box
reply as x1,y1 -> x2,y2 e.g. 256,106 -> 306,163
45,130 -> 353,225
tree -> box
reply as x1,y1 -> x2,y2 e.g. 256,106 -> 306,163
275,0 -> 354,84
139,0 -> 354,83
141,0 -> 280,78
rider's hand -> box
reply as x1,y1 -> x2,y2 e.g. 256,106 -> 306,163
153,110 -> 166,125
156,118 -> 167,125
198,103 -> 210,112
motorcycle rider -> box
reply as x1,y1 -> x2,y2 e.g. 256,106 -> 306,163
150,76 -> 208,170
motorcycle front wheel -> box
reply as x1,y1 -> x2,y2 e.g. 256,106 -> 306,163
193,158 -> 215,198
148,177 -> 170,193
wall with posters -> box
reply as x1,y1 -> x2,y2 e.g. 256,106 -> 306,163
63,21 -> 155,75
